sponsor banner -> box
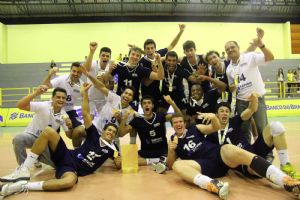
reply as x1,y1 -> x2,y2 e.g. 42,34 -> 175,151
5,108 -> 34,126
0,108 -> 9,126
266,99 -> 300,117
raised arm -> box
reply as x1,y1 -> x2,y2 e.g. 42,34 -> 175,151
195,113 -> 221,135
149,53 -> 164,80
84,42 -> 98,72
198,75 -> 227,92
16,85 -> 48,111
42,67 -> 58,88
167,24 -> 186,51
240,92 -> 259,121
118,109 -> 135,137
166,137 -> 178,169
81,66 -> 109,97
164,95 -> 182,121
80,83 -> 93,129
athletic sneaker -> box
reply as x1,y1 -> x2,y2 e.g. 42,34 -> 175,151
0,180 -> 28,199
281,163 -> 300,180
0,166 -> 30,183
207,179 -> 229,200
283,176 -> 300,196
152,162 -> 168,174
34,161 -> 42,168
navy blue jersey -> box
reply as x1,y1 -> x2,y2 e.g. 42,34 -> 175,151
72,125 -> 118,176
180,55 -> 211,94
130,112 -> 167,157
186,88 -> 221,116
206,115 -> 249,148
140,48 -> 168,105
171,126 -> 221,160
111,61 -> 151,103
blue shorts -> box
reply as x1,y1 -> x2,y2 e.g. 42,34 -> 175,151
50,138 -> 77,178
245,133 -> 273,159
138,149 -> 167,158
66,110 -> 82,128
194,147 -> 229,178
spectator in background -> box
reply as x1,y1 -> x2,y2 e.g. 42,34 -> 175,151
277,68 -> 284,97
220,51 -> 226,60
122,54 -> 129,62
287,69 -> 294,97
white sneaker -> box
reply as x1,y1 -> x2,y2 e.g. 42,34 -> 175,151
0,166 -> 30,183
0,180 -> 28,199
152,162 -> 168,174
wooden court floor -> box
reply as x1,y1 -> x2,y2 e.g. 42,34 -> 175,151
0,117 -> 299,200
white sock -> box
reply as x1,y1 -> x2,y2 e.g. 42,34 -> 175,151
26,181 -> 44,191
193,174 -> 213,190
277,149 -> 290,165
266,165 -> 286,187
23,152 -> 39,169
130,137 -> 136,144
146,158 -> 160,165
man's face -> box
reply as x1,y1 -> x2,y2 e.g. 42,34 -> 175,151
172,117 -> 186,137
216,106 -> 231,125
121,88 -> 134,106
184,48 -> 196,59
191,86 -> 203,101
102,125 -> 117,143
144,44 -> 156,58
225,42 -> 240,60
141,99 -> 154,115
52,91 -> 66,109
166,56 -> 177,72
206,53 -> 220,67
128,50 -> 141,65
99,51 -> 111,66
70,66 -> 82,82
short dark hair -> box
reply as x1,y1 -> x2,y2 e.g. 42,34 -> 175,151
71,62 -> 81,69
52,87 -> 67,97
143,39 -> 156,49
205,50 -> 220,61
103,123 -> 118,134
100,47 -> 111,55
225,41 -> 240,48
166,51 -> 178,61
215,102 -> 231,113
141,95 -> 154,104
170,113 -> 185,125
183,40 -> 196,50
128,47 -> 142,58
123,86 -> 136,97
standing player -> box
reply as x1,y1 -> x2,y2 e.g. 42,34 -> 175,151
119,95 -> 181,171
139,24 -> 186,109
10,86 -> 72,169
102,47 -> 164,111
43,62 -> 85,148
167,113 -> 300,200
0,83 -> 121,199
84,42 -> 115,117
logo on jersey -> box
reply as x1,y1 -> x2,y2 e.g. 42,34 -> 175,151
154,123 -> 160,127
102,149 -> 108,154
186,135 -> 195,139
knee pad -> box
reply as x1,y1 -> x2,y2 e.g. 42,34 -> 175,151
270,121 -> 285,136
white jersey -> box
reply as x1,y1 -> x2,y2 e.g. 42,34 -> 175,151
51,74 -> 82,111
226,52 -> 266,100
25,101 -> 69,137
93,91 -> 134,133
88,60 -> 110,113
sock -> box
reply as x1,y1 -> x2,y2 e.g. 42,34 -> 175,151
130,137 -> 136,144
193,174 -> 213,190
277,149 -> 290,165
26,181 -> 44,191
249,156 -> 271,177
146,158 -> 160,165
266,165 -> 286,187
23,152 -> 39,169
